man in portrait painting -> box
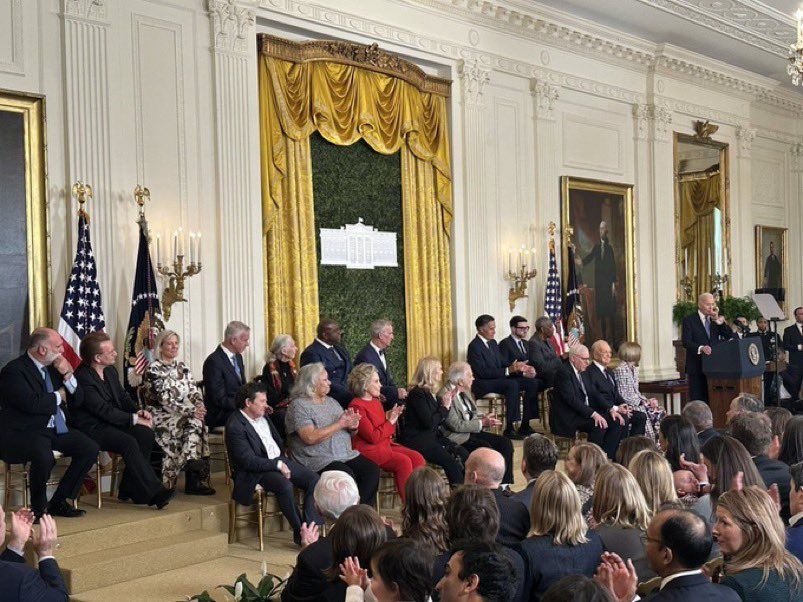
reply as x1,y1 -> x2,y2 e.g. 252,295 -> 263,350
764,240 -> 781,290
579,221 -> 618,343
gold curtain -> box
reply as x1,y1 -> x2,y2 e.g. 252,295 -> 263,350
258,43 -> 453,375
679,173 -> 720,298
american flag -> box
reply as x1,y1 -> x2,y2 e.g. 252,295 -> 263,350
58,212 -> 105,368
564,243 -> 584,347
544,240 -> 567,355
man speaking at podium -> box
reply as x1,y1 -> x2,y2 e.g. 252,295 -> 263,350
682,293 -> 734,403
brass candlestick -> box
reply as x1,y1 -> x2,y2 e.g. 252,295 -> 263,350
154,209 -> 203,321
710,272 -> 728,303
504,234 -> 539,310
679,274 -> 695,302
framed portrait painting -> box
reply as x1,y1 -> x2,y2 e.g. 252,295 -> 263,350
0,90 -> 49,369
561,176 -> 636,349
754,225 -> 787,316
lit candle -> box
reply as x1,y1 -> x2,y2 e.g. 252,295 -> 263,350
189,232 -> 195,264
531,247 -> 536,270
508,249 -> 512,274
172,230 -> 178,260
155,234 -> 161,266
178,227 -> 184,257
197,233 -> 202,264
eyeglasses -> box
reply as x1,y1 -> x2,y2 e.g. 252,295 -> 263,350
578,356 -> 591,362
516,325 -> 530,330
645,536 -> 663,547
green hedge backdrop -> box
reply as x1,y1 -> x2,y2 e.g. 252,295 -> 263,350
311,132 -> 409,385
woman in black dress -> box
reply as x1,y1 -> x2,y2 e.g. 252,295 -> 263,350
261,333 -> 298,435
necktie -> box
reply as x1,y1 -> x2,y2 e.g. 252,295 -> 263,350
231,355 -> 242,382
577,374 -> 588,404
43,367 -> 68,434
606,371 -> 615,387
600,241 -> 605,260
705,316 -> 711,339
518,340 -> 526,356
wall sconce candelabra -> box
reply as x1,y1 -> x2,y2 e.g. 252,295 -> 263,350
710,273 -> 728,303
505,241 -> 538,310
153,218 -> 202,321
679,274 -> 695,302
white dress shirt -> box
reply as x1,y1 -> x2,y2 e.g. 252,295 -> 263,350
659,569 -> 703,590
240,410 -> 283,469
370,341 -> 386,369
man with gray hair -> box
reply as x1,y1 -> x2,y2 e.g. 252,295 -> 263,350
354,319 -> 407,408
464,448 -> 530,546
203,320 -> 251,428
681,400 -> 720,446
681,292 -> 733,402
724,392 -> 764,425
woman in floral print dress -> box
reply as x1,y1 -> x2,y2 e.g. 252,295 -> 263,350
140,329 -> 214,495
610,341 -> 665,442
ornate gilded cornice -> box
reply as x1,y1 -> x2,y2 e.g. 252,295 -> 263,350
258,34 -> 451,97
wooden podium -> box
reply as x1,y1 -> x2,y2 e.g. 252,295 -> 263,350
704,338 -> 765,429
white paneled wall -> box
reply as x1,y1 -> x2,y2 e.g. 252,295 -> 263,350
1,0 -> 801,380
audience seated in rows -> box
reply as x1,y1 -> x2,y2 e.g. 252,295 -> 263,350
401,466 -> 450,557
261,333 -> 299,435
285,363 -> 380,507
610,341 -> 665,441
565,442 -> 608,522
681,401 -> 720,447
347,363 -> 425,502
300,320 -> 353,407
627,450 -> 678,514
615,435 -> 658,468
511,434 -> 558,510
439,362 -> 513,484
140,329 -> 215,495
202,320 -> 250,429
353,319 -> 408,408
725,392 -> 763,425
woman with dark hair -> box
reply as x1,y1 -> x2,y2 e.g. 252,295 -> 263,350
779,415 -> 803,466
402,467 -> 450,556
324,504 -> 388,601
364,539 -> 434,602
659,415 -> 701,472
615,436 -> 658,468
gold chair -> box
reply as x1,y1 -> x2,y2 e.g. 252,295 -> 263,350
207,428 -> 230,485
477,393 -> 505,434
3,452 -> 81,510
91,452 -> 123,509
229,485 -> 284,552
377,469 -> 398,510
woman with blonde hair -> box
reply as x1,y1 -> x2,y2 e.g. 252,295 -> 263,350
628,449 -> 678,515
397,357 -> 464,485
140,329 -> 213,494
591,463 -> 655,581
348,363 -> 425,502
611,341 -> 665,440
564,442 -> 608,522
401,466 -> 450,555
517,470 -> 604,598
714,486 -> 803,600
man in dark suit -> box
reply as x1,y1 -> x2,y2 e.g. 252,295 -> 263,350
551,345 -> 622,459
783,306 -> 803,372
681,401 -> 720,447
498,316 -> 545,436
511,433 -> 557,510
681,292 -> 733,403
202,320 -> 250,428
580,221 -> 618,343
788,463 -> 803,562
353,319 -> 407,408
584,340 -> 646,438
633,509 -> 739,601
226,382 -> 322,546
467,315 -> 525,439
764,240 -> 782,289
73,332 -> 172,509
0,507 -> 68,601
730,412 -> 791,520
299,319 -> 353,407
752,317 -> 784,402
0,328 -> 99,518
464,448 -> 529,547
527,317 -> 565,387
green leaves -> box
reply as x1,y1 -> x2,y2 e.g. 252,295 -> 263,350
183,570 -> 287,601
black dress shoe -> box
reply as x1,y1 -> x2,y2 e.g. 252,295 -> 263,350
503,428 -> 524,440
47,499 -> 86,518
148,487 -> 175,509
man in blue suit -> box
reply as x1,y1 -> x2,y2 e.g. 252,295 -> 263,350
0,506 -> 68,601
681,292 -> 733,403
353,319 -> 407,408
467,315 -> 527,439
788,462 -> 803,562
498,316 -> 546,435
300,320 -> 353,407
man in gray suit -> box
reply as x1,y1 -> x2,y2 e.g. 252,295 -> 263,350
527,317 -> 565,387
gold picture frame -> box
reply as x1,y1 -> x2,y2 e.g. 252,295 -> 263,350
0,89 -> 49,363
754,225 -> 788,317
561,176 -> 637,348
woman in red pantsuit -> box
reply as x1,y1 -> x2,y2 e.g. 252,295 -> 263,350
348,363 -> 425,501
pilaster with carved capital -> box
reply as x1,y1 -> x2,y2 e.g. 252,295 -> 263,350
531,80 -> 559,121
459,60 -> 490,107
632,104 -> 650,141
791,143 -> 803,173
63,0 -> 106,20
735,125 -> 756,157
208,0 -> 256,56
652,104 -> 672,143
632,103 -> 672,142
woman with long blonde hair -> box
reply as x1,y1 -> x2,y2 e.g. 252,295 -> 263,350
628,449 -> 678,515
397,357 -> 464,485
713,486 -> 803,601
518,470 -> 604,599
592,463 -> 655,580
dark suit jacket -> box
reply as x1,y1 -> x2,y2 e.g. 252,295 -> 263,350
280,536 -> 332,602
583,363 -> 626,414
697,427 -> 721,447
397,386 -> 448,449
354,344 -> 399,406
492,487 -> 530,546
750,330 -> 782,360
528,337 -> 563,386
517,532 -> 604,600
783,324 -> 803,369
645,572 -> 740,602
681,313 -> 733,375
0,354 -> 80,435
0,548 -> 68,602
551,362 -> 593,437
511,480 -> 536,511
782,363 -> 802,401
202,345 -> 246,428
225,409 -> 286,506
499,335 -> 529,366
71,364 -> 136,433
466,336 -> 507,381
299,340 -> 352,401
754,454 -> 791,520
583,238 -> 617,316
788,517 -> 803,563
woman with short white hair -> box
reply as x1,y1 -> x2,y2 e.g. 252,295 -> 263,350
140,329 -> 213,495
260,333 -> 298,434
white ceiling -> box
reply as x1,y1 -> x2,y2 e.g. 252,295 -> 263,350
527,0 -> 802,92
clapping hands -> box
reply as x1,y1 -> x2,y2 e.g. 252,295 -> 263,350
339,556 -> 369,590
8,507 -> 36,550
338,408 -> 361,430
594,552 -> 637,602
386,404 -> 405,425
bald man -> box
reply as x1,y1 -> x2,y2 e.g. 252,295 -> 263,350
551,345 -> 623,459
464,448 -> 530,546
0,328 -> 99,518
681,293 -> 733,402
